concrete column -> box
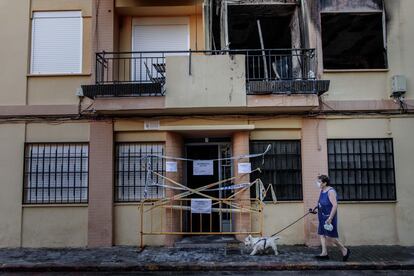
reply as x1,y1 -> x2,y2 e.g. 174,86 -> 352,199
232,131 -> 251,240
301,119 -> 328,246
164,132 -> 183,246
88,120 -> 114,247
92,0 -> 114,82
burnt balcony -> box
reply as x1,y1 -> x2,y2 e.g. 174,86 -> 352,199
81,49 -> 329,99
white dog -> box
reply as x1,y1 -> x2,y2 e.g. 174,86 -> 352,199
244,235 -> 280,256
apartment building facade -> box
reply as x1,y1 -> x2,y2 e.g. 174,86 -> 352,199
0,0 -> 413,248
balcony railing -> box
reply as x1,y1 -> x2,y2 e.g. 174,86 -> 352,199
82,49 -> 329,98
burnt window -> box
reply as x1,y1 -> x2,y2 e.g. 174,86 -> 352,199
328,139 -> 396,201
321,13 -> 387,69
115,143 -> 165,202
227,5 -> 298,81
250,140 -> 302,201
23,143 -> 89,204
228,5 -> 294,50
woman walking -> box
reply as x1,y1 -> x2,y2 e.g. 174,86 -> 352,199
315,175 -> 350,261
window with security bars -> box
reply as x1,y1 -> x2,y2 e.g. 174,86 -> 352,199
250,140 -> 302,201
23,143 -> 89,204
115,143 -> 165,202
328,139 -> 396,201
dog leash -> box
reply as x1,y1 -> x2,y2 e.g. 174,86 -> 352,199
270,207 -> 318,237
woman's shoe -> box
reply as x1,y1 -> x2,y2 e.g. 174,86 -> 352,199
342,248 -> 351,262
314,255 -> 330,260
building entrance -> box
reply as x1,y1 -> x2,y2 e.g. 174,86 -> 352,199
184,141 -> 233,233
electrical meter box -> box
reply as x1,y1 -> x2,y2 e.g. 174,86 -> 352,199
391,75 -> 407,97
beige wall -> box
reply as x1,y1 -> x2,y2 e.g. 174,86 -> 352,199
323,73 -> 389,101
390,117 -> 414,245
31,0 -> 92,16
27,0 -> 93,105
116,131 -> 167,142
189,14 -> 204,50
30,0 -> 93,74
386,0 -> 414,100
1,116 -> 414,247
115,204 -> 305,247
0,124 -> 25,247
0,0 -> 93,106
327,116 -> 414,245
327,118 -> 391,139
22,206 -> 88,247
0,0 -> 30,105
338,203 -> 397,245
0,122 -> 91,248
26,122 -> 90,142
165,55 -> 246,108
323,0 -> 414,101
118,15 -> 204,53
114,118 -> 303,133
115,205 -> 165,246
250,130 -> 301,140
27,76 -> 91,105
262,203 -> 305,245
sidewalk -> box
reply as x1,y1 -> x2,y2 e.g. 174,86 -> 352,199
0,245 -> 413,272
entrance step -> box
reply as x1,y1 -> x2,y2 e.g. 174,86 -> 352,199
174,235 -> 241,249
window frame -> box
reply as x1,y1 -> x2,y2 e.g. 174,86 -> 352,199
115,142 -> 166,202
250,140 -> 303,202
320,9 -> 388,71
30,10 -> 83,75
327,138 -> 397,202
23,142 -> 89,205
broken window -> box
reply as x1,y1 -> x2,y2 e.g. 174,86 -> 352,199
208,1 -> 317,82
227,5 -> 295,50
320,0 -> 387,70
210,1 -> 300,51
228,4 -> 299,80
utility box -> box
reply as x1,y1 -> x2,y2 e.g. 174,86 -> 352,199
391,75 -> 407,97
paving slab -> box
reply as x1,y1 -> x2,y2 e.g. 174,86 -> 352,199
0,245 -> 413,272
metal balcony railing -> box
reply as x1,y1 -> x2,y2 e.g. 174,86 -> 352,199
82,49 -> 329,98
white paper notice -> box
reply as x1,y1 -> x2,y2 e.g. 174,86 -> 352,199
191,199 -> 212,214
238,162 -> 252,174
166,161 -> 177,172
193,160 -> 214,175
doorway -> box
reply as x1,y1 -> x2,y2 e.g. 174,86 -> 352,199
184,142 -> 232,233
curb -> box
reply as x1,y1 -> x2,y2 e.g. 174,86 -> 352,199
1,261 -> 414,272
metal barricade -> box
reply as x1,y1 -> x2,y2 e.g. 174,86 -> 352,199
138,198 -> 263,247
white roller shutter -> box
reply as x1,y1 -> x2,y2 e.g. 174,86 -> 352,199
132,18 -> 189,81
133,24 -> 189,52
31,11 -> 82,74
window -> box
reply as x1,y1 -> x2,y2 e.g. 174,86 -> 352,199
31,11 -> 82,74
250,140 -> 302,201
115,143 -> 165,202
328,139 -> 396,201
23,143 -> 89,204
321,12 -> 387,70
132,17 -> 189,82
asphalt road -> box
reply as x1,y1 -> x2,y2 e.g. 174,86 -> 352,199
1,271 -> 413,276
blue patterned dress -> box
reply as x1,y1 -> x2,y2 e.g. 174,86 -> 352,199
317,187 -> 339,238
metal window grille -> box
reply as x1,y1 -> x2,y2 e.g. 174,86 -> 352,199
23,143 -> 89,204
328,139 -> 396,201
115,143 -> 165,202
250,140 -> 302,201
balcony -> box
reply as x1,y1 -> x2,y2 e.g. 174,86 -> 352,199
81,49 -> 330,99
